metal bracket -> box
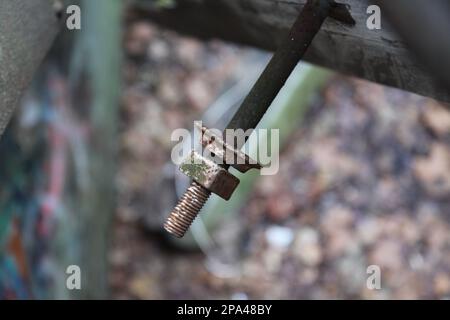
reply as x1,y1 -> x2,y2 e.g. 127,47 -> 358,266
196,123 -> 263,173
179,150 -> 240,200
179,125 -> 264,200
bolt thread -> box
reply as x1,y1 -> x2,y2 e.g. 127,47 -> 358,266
164,181 -> 211,238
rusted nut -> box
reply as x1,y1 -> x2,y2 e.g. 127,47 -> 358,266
180,151 -> 240,200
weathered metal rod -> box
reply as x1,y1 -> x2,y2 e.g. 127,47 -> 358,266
165,0 -> 337,238
226,0 -> 333,134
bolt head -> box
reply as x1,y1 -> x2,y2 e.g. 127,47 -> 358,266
179,151 -> 239,200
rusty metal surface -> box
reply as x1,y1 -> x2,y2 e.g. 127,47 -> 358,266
164,181 -> 211,238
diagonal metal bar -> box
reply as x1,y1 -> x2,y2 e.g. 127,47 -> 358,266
165,0 -> 353,238
227,0 -> 334,135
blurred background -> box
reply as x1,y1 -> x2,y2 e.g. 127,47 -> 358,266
1,0 -> 450,299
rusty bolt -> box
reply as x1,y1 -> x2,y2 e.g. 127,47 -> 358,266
164,149 -> 242,238
164,181 -> 211,238
164,131 -> 260,238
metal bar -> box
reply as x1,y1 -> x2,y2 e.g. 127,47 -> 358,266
226,0 -> 332,138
